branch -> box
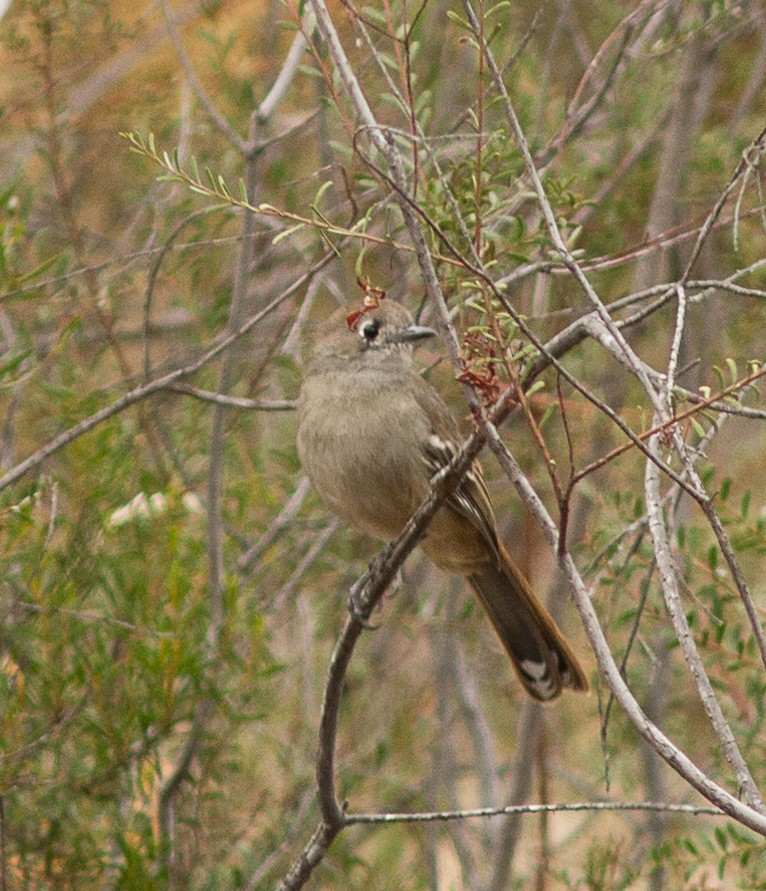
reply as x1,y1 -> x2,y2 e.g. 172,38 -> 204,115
308,0 -> 472,397
271,520 -> 341,611
540,0 -> 661,166
160,0 -> 247,152
255,28 -> 309,128
276,388 -> 518,889
482,419 -> 766,835
346,800 -> 727,825
168,383 -> 296,411
489,699 -> 545,891
681,124 -> 766,283
238,476 -> 311,573
644,430 -> 764,812
569,363 -> 766,486
462,0 -> 666,421
0,254 -> 333,494
466,0 -> 766,737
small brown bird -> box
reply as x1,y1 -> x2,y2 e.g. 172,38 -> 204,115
296,298 -> 588,700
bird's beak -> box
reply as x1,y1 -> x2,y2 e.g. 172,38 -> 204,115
399,324 -> 436,343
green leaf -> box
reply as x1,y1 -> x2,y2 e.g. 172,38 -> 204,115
313,179 -> 335,208
329,140 -> 352,158
446,10 -> 471,30
272,223 -> 306,245
361,5 -> 388,25
538,403 -> 558,429
17,252 -> 65,285
486,0 -> 511,17
690,417 -> 706,438
217,175 -> 232,200
298,64 -> 324,79
0,348 -> 32,379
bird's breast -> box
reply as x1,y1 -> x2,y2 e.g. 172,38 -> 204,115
297,372 -> 431,540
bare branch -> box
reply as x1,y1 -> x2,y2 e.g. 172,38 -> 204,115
271,519 -> 341,611
168,383 -> 296,412
347,800 -> 727,825
255,29 -> 309,127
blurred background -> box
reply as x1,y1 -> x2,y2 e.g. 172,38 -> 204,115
1,0 -> 766,887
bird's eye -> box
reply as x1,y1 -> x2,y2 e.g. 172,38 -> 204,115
360,319 -> 380,340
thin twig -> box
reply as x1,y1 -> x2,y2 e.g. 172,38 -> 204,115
238,477 -> 311,573
271,520 -> 341,611
168,383 -> 296,412
681,124 -> 766,283
569,363 -> 766,486
160,0 -> 247,152
347,800 -> 726,824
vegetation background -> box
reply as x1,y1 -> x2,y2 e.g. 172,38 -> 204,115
1,0 -> 766,887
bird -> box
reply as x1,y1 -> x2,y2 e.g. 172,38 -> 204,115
296,297 -> 588,701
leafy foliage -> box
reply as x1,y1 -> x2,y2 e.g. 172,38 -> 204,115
1,0 -> 766,887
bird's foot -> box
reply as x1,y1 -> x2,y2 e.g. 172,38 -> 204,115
346,542 -> 395,628
346,578 -> 379,629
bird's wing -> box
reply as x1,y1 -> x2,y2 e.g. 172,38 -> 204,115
413,379 -> 500,552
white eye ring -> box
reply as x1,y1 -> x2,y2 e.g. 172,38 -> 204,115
360,320 -> 380,340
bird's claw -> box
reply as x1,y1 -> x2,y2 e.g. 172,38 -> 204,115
347,543 -> 395,628
347,581 -> 378,629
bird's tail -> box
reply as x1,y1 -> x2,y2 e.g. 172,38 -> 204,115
468,545 -> 588,701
